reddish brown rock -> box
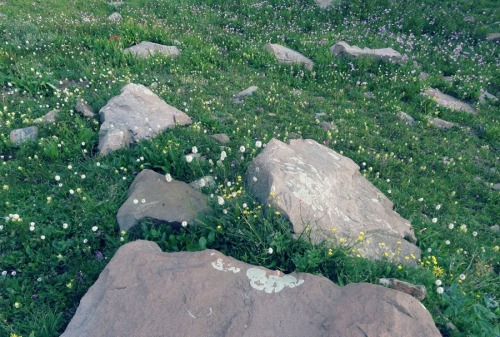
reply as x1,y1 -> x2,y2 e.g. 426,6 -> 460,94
61,241 -> 441,337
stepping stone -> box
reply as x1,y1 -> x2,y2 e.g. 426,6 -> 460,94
245,138 -> 421,264
124,41 -> 180,58
265,43 -> 314,70
423,88 -> 476,114
116,169 -> 209,231
330,41 -> 402,63
98,83 -> 191,155
9,126 -> 38,145
60,240 -> 441,337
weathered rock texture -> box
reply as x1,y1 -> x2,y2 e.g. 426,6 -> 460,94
379,278 -> 426,301
75,99 -> 95,118
34,109 -> 58,124
9,126 -> 38,145
124,41 -> 180,58
486,33 -> 500,41
398,111 -> 416,126
108,12 -> 122,22
330,41 -> 402,63
245,139 -> 420,264
315,0 -> 336,8
428,117 -> 456,129
265,43 -> 314,70
98,83 -> 191,155
233,86 -> 258,104
423,88 -> 476,114
61,240 -> 441,337
116,169 -> 209,231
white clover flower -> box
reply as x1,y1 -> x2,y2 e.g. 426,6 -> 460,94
432,218 -> 438,223
186,154 -> 193,163
435,279 -> 442,286
92,226 -> 98,232
69,189 -> 75,195
62,223 -> 68,229
191,146 -> 198,154
217,196 -> 225,205
83,239 -> 88,244
67,165 -> 73,170
239,146 -> 246,153
436,287 -> 444,294
459,274 -> 466,280
81,174 -> 86,179
11,271 -> 16,276
55,175 -> 61,181
181,221 -> 188,228
37,277 -> 42,282
165,173 -> 172,182
41,235 -> 45,240
448,223 -> 454,229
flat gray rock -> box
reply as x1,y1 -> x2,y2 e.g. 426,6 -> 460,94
486,33 -> 500,41
423,88 -> 476,114
61,240 -> 441,337
211,133 -> 230,144
245,139 -> 420,264
34,109 -> 59,124
9,126 -> 38,145
124,41 -> 180,58
265,43 -> 314,70
233,86 -> 258,104
75,99 -> 95,118
330,41 -> 402,63
315,0 -> 336,8
428,117 -> 455,129
479,90 -> 498,103
98,83 -> 191,155
398,111 -> 416,126
116,169 -> 209,231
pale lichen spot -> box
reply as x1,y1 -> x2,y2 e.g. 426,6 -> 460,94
246,268 -> 304,293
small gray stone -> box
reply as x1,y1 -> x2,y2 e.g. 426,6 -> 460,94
364,92 -> 375,99
108,12 -> 122,22
492,183 -> 500,191
291,89 -> 302,96
124,41 -> 180,58
330,41 -> 402,63
419,72 -> 430,81
75,99 -> 95,118
314,112 -> 327,119
486,33 -> 500,41
315,0 -> 336,8
490,225 -> 499,232
479,90 -> 498,104
443,76 -> 454,84
173,39 -> 181,46
211,133 -> 230,144
379,278 -> 426,301
9,126 -> 38,145
428,117 -> 456,129
34,109 -> 59,124
319,121 -> 335,131
265,43 -> 314,70
233,86 -> 258,104
398,111 -> 416,126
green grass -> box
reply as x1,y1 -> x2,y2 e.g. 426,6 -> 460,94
0,0 -> 499,336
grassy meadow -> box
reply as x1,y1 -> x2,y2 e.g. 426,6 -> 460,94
0,0 -> 499,336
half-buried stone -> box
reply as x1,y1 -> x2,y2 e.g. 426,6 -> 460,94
116,169 -> 209,232
264,43 -> 314,70
60,240 -> 441,337
98,83 -> 192,155
124,41 -> 180,58
330,41 -> 403,63
245,138 -> 421,264
422,88 -> 476,114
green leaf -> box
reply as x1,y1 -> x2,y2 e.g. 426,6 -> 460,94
199,236 -> 207,249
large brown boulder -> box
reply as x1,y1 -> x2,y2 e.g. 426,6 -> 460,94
61,240 -> 441,337
245,139 -> 420,264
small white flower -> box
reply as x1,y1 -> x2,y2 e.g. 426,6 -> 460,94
67,165 -> 73,170
255,141 -> 262,148
81,174 -> 86,179
223,209 -> 228,215
436,204 -> 442,210
58,183 -> 63,187
242,203 -> 248,209
69,189 -> 74,195
432,218 -> 438,223
435,279 -> 442,286
165,173 -> 172,182
55,175 -> 61,181
133,199 -> 138,204
220,151 -> 227,161
141,199 -> 146,203
1,271 -> 7,276
436,287 -> 444,294
41,235 -> 46,240
448,223 -> 454,229
11,271 -> 16,276
37,277 -> 42,282
239,146 -> 246,153
268,247 -> 273,254
186,155 -> 193,163
252,176 -> 258,182
96,162 -> 100,167
227,182 -> 232,187
472,231 -> 477,237
83,239 -> 88,244
427,248 -> 432,253
92,226 -> 98,232
445,240 -> 450,245
181,221 -> 188,228
191,146 -> 198,154
387,189 -> 391,194
62,223 -> 68,229
217,196 -> 225,205
459,274 -> 466,280
418,198 -> 424,202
